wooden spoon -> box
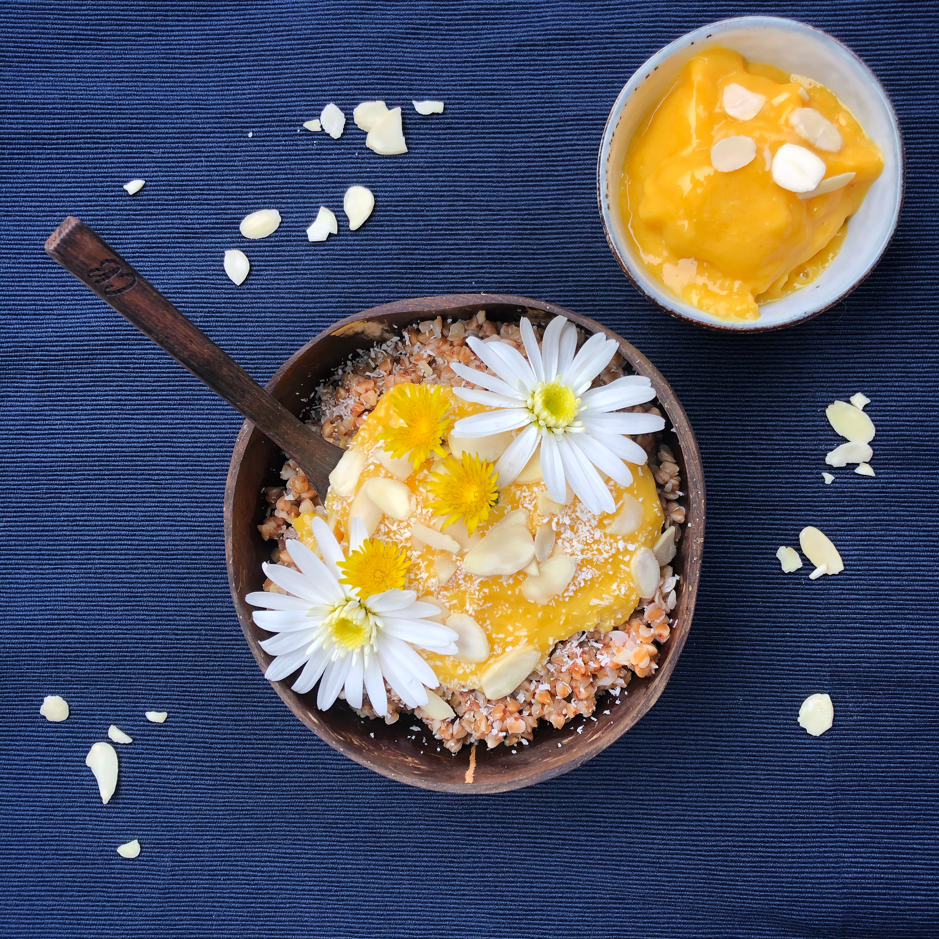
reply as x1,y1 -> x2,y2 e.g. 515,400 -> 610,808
44,216 -> 343,497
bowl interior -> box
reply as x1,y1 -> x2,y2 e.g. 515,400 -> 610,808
599,16 -> 904,331
224,294 -> 704,792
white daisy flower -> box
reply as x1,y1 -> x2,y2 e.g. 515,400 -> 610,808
451,315 -> 665,514
246,516 -> 457,716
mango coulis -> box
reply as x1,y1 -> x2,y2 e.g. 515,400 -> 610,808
294,385 -> 664,691
619,47 -> 884,321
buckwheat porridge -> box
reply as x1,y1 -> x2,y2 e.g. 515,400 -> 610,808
247,311 -> 685,753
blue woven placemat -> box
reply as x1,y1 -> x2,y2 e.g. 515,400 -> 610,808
2,1 -> 937,936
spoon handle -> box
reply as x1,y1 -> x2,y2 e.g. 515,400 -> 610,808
44,216 -> 340,497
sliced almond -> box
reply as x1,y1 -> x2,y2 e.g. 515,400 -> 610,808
419,688 -> 455,720
343,185 -> 375,231
240,209 -> 281,240
826,441 -> 873,467
479,646 -> 540,700
536,491 -> 565,517
826,400 -> 875,443
776,546 -> 803,573
798,172 -> 855,199
320,102 -> 346,139
631,546 -> 660,598
772,143 -> 826,193
489,508 -> 529,533
353,100 -> 388,132
797,86 -> 810,102
800,526 -> 844,575
108,725 -> 133,745
329,447 -> 367,497
534,523 -> 556,563
521,554 -> 577,605
306,205 -> 338,243
223,249 -> 250,286
798,693 -> 834,736
515,450 -> 543,484
652,527 -> 677,565
433,555 -> 458,586
302,119 -> 322,132
438,519 -> 474,552
145,711 -> 168,723
822,472 -> 835,485
447,430 -> 513,463
412,521 -> 460,554
366,106 -> 407,155
711,135 -> 757,172
770,92 -> 790,107
603,494 -> 643,536
522,558 -> 540,577
464,524 -> 534,577
361,477 -> 416,520
722,83 -> 766,121
809,564 -> 828,580
849,393 -> 870,411
85,741 -> 119,804
790,107 -> 843,152
122,178 -> 145,195
116,839 -> 141,858
413,99 -> 444,115
40,694 -> 69,722
446,613 -> 490,663
374,447 -> 414,481
855,463 -> 876,477
349,487 -> 382,536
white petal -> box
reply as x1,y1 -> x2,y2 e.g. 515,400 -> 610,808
264,648 -> 309,682
291,648 -> 329,694
245,591 -> 312,612
452,409 -> 531,437
494,423 -> 540,487
253,611 -> 324,634
558,436 -> 615,514
540,316 -> 566,380
311,516 -> 346,579
570,433 -> 633,487
348,515 -> 368,553
344,653 -> 364,708
588,428 -> 650,465
450,363 -> 521,399
451,387 -> 526,410
466,336 -> 532,391
376,646 -> 424,708
363,653 -> 388,716
582,411 -> 666,435
563,334 -> 618,392
557,320 -> 578,377
581,377 -> 657,412
381,599 -> 441,620
518,317 -> 545,383
260,631 -> 318,655
380,618 -> 458,651
261,563 -> 331,606
317,656 -> 352,710
483,339 -> 538,391
366,589 -> 419,613
540,433 -> 566,503
380,635 -> 438,690
281,538 -> 345,604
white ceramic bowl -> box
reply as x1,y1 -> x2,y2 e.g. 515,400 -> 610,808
598,16 -> 904,332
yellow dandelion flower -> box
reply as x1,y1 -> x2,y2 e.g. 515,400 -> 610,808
378,384 -> 451,468
337,538 -> 410,598
427,453 -> 500,535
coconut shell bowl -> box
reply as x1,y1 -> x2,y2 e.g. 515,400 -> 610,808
225,294 -> 705,792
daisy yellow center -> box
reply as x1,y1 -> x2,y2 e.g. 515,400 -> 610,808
323,600 -> 376,652
426,453 -> 499,535
378,383 -> 451,468
336,538 -> 410,598
529,380 -> 581,430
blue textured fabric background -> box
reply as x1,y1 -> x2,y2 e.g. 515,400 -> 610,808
2,2 -> 937,936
